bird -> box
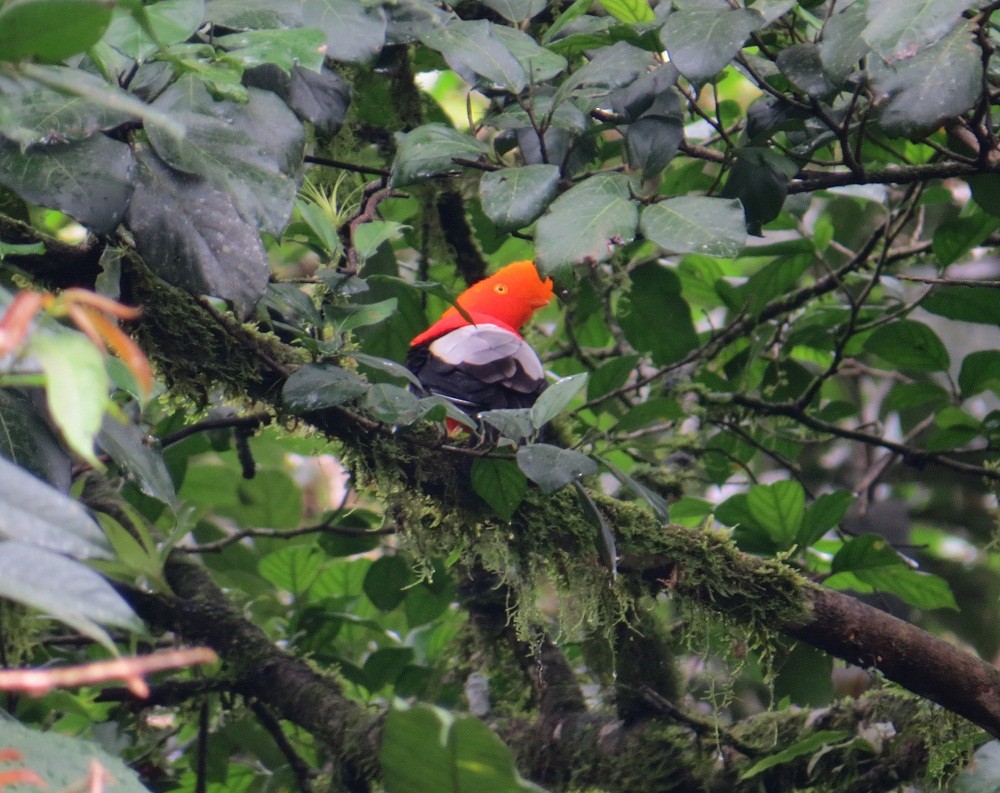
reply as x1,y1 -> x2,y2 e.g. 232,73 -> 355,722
405,260 -> 554,421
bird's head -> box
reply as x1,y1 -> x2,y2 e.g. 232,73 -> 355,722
452,260 -> 554,330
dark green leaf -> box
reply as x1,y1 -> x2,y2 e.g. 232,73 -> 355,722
0,390 -> 70,490
0,135 -> 135,234
613,397 -> 684,433
391,123 -> 489,187
364,555 -> 411,611
922,286 -> 1000,326
422,20 -> 527,92
617,262 -> 698,366
336,297 -> 399,331
883,381 -> 951,413
363,646 -> 415,689
931,206 -> 1000,266
491,27 -> 567,83
283,364 -> 370,412
126,144 -> 269,317
861,0 -> 966,62
820,3 -> 869,84
471,457 -> 527,521
873,23 -> 981,136
554,41 -> 654,103
587,355 -> 638,401
516,443 -> 597,493
746,480 -> 804,548
535,173 -> 638,275
404,580 -> 455,627
0,0 -> 111,63
775,43 -> 833,97
479,165 -> 560,231
475,0 -> 545,24
183,466 -> 303,529
959,350 -> 1000,396
640,197 -> 746,257
301,0 -> 387,62
531,373 -> 588,429
626,116 -> 682,179
797,490 -> 852,548
660,6 -> 764,86
863,320 -> 950,372
98,417 -> 177,507
146,75 -> 305,236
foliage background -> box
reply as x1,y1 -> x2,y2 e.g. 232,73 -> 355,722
0,0 -> 998,790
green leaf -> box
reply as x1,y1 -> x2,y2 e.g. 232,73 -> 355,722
775,43 -> 833,97
626,116 -> 683,179
479,165 -> 561,232
382,702 -> 546,793
531,372 -> 588,429
616,262 -> 698,366
516,443 -> 597,494
364,383 -> 423,425
873,23 -> 982,136
587,355 -> 638,401
959,350 -> 1000,396
216,27 -> 328,74
931,207 -> 1000,266
820,3 -> 870,84
0,390 -> 70,488
554,41 -> 654,103
182,466 -> 303,529
746,480 -> 805,548
336,297 -> 399,331
0,456 -> 110,559
259,545 -> 323,595
613,396 -> 684,433
742,730 -> 851,779
479,408 -> 536,443
640,197 -> 746,257
126,144 -> 269,318
98,417 -> 177,506
391,123 -> 489,187
0,133 -> 135,235
720,146 -> 794,235
599,0 -> 654,24
364,555 -> 411,611
103,0 -> 204,61
145,74 -> 305,236
471,457 -> 527,521
29,331 -> 108,465
301,0 -> 387,62
0,0 -> 112,63
797,490 -> 852,548
0,719 -> 151,792
660,6 -> 764,86
475,0 -> 545,24
863,320 -> 950,372
422,20 -> 527,93
861,0 -> 967,63
922,286 -> 1000,326
0,540 -> 141,648
535,173 -> 638,275
827,534 -> 958,610
490,27 -> 568,83
283,364 -> 370,412
364,646 -> 415,689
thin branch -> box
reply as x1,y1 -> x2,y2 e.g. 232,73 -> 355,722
639,686 -> 763,758
161,412 -> 272,448
304,155 -> 390,178
250,701 -> 316,793
177,514 -> 395,553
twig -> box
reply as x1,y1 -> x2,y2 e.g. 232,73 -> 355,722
177,514 -> 395,553
251,701 -> 316,793
161,412 -> 272,447
304,155 -> 390,178
638,686 -> 763,758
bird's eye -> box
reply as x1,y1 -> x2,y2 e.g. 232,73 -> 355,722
493,283 -> 508,294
